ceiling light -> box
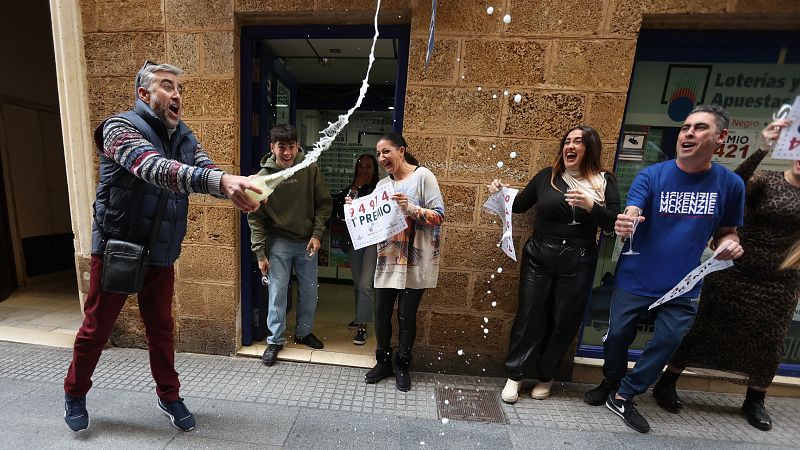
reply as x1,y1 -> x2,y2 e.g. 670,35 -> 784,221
318,57 -> 334,67
329,48 -> 341,53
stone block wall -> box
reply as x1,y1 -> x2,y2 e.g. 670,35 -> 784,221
79,0 -> 241,354
399,0 -> 793,377
75,0 -> 793,368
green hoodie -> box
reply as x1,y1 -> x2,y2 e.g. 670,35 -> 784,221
247,149 -> 332,260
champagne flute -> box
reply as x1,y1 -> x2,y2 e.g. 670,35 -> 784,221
566,188 -> 581,225
621,216 -> 641,255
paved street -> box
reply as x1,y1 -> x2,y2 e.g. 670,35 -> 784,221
1,340 -> 799,449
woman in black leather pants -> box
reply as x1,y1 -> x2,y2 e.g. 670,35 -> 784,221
488,126 -> 619,403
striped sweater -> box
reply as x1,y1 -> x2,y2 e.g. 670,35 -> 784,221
100,117 -> 225,197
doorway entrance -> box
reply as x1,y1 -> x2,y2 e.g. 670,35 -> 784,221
239,25 -> 410,366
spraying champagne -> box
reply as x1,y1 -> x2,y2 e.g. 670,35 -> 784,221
246,171 -> 289,202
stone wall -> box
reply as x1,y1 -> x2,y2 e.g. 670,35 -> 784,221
394,0 -> 795,377
75,0 -> 795,367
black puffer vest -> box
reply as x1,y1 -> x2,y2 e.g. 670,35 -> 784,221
91,99 -> 197,267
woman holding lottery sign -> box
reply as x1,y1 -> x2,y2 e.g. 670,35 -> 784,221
488,126 -> 620,404
338,154 -> 380,346
359,132 -> 444,392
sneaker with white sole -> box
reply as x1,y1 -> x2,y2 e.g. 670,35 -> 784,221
501,379 -> 520,403
605,394 -> 650,433
353,328 -> 368,345
531,380 -> 552,400
158,397 -> 196,432
64,394 -> 89,432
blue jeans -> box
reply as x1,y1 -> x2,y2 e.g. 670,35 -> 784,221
348,245 -> 376,324
266,237 -> 319,345
602,288 -> 698,399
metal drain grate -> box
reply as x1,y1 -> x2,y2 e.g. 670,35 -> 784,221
435,387 -> 507,424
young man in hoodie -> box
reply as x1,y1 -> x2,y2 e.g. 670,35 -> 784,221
247,124 -> 332,366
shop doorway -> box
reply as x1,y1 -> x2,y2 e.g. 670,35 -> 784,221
239,25 -> 410,366
0,2 -> 81,346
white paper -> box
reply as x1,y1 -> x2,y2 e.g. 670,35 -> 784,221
482,187 -> 519,261
648,241 -> 735,310
772,95 -> 800,161
345,184 -> 408,250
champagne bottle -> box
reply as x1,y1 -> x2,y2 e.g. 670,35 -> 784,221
246,172 -> 288,202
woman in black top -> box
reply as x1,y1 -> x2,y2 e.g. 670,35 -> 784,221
488,125 -> 620,403
339,154 -> 380,345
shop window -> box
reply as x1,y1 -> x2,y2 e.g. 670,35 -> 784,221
577,29 -> 800,374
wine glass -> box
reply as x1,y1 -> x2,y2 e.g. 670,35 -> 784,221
621,216 -> 641,255
566,189 -> 581,225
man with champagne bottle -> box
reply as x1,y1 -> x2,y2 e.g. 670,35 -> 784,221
247,124 -> 332,366
63,61 -> 262,433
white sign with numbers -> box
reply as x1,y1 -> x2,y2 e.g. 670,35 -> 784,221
772,96 -> 800,161
345,183 -> 408,250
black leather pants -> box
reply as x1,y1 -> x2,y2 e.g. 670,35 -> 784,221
504,235 -> 597,381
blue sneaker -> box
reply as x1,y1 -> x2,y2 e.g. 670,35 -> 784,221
157,398 -> 196,431
64,394 -> 89,431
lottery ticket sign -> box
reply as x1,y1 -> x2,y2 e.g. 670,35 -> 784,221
345,183 -> 408,250
482,187 -> 519,261
648,241 -> 736,310
772,96 -> 800,161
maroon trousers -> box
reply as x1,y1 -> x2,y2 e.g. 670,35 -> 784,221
64,255 -> 180,402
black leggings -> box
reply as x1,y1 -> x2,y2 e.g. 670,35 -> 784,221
374,288 -> 425,356
504,235 -> 597,381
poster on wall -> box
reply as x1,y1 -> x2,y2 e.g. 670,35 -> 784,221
618,125 -> 649,162
625,62 -> 800,172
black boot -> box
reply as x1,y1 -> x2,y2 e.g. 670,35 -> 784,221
395,353 -> 412,392
365,348 -> 393,384
742,389 -> 772,431
652,370 -> 683,413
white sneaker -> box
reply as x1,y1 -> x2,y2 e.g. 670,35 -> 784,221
501,379 -> 520,403
531,380 -> 552,400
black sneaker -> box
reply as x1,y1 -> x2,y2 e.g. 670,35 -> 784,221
295,333 -> 324,349
584,379 -> 619,406
262,343 -> 283,366
354,328 -> 368,345
606,394 -> 650,433
64,394 -> 89,432
158,397 -> 196,431
652,382 -> 683,413
347,320 -> 359,329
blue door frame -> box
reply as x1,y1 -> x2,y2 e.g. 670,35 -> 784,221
575,28 -> 800,378
239,24 -> 411,346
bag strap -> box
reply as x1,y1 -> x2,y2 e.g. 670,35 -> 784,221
146,189 -> 169,255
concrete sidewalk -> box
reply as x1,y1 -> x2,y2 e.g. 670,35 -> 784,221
1,340 -> 798,449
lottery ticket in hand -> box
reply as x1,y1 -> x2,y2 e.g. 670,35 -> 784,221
648,241 -> 735,310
